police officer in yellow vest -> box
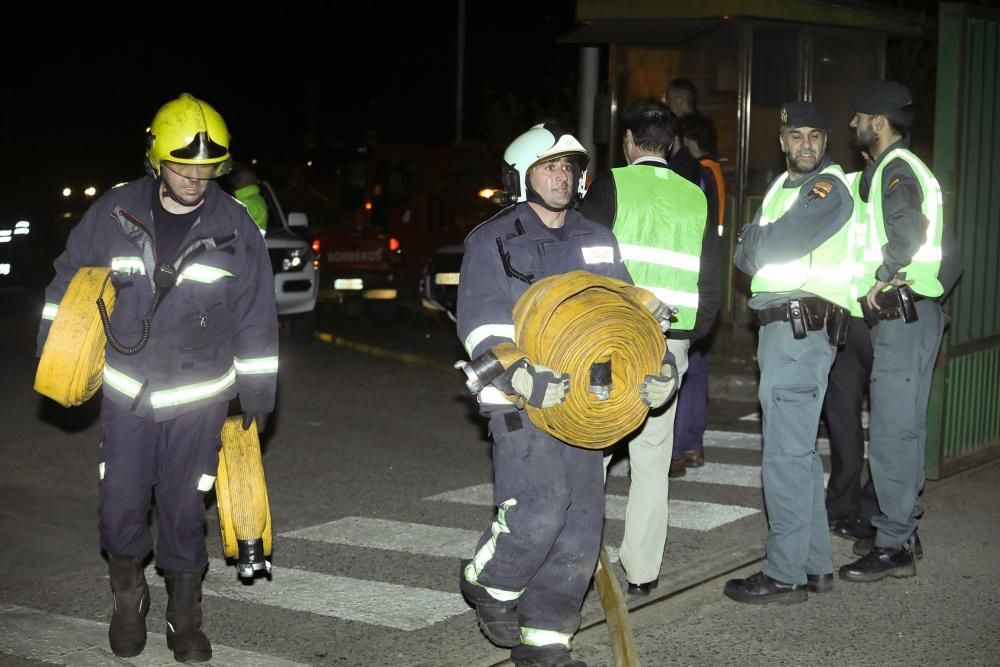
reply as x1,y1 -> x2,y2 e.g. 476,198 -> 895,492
728,102 -> 854,604
580,99 -> 722,596
839,81 -> 951,582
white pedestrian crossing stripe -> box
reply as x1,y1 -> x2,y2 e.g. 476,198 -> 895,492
281,517 -> 480,558
0,603 -> 309,666
196,559 -> 468,631
426,483 -> 760,529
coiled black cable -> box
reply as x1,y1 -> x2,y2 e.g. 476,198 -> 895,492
96,273 -> 150,355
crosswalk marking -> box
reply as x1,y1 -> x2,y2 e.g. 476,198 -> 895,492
194,559 -> 469,631
0,604 -> 308,666
426,484 -> 761,530
281,517 -> 481,558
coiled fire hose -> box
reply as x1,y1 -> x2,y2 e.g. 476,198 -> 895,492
458,270 -> 667,449
35,267 -> 113,407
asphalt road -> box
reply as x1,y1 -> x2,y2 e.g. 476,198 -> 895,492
7,289 -> 991,666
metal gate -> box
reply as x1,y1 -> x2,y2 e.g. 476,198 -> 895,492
927,3 -> 1000,478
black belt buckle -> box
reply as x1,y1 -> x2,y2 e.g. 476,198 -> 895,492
788,299 -> 807,339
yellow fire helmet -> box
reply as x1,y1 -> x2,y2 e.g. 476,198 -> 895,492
144,93 -> 233,178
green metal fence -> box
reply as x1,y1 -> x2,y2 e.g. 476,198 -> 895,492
927,3 -> 1000,478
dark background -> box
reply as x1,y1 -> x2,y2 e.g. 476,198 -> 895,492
0,3 -> 579,212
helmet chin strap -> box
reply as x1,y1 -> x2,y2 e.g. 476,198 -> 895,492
525,183 -> 571,212
159,174 -> 206,208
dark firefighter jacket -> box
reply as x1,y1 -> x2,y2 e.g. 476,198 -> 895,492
37,177 -> 278,422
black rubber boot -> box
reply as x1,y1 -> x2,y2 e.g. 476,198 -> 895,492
459,561 -> 520,648
108,556 -> 150,658
165,571 -> 212,663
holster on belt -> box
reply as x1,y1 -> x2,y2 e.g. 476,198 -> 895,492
758,297 -> 850,344
859,284 -> 920,327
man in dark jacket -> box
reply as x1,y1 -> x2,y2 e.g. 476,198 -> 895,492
36,93 -> 277,663
456,123 -> 675,667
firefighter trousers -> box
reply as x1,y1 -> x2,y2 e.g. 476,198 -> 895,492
471,409 -> 604,658
98,396 -> 228,573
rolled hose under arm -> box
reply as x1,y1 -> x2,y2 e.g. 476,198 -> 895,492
35,267 -> 114,407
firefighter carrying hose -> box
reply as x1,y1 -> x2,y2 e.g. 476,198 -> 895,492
456,123 -> 678,667
36,93 -> 278,662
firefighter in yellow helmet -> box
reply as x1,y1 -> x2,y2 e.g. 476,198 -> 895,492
37,93 -> 278,662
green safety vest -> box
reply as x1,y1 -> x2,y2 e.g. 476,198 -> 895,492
750,163 -> 859,310
610,165 -> 707,331
854,147 -> 944,300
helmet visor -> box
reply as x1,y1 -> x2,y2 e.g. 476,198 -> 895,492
167,131 -> 232,177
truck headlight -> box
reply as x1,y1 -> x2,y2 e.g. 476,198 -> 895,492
281,248 -> 313,272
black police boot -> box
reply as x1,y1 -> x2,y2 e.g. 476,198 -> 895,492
723,571 -> 807,605
164,571 -> 212,663
513,647 -> 588,666
853,531 -> 924,559
839,542 -> 916,582
108,556 -> 150,658
459,561 -> 520,648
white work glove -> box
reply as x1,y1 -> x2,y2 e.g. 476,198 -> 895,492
510,362 -> 570,408
640,353 -> 679,409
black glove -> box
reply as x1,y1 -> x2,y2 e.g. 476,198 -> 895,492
242,412 -> 269,433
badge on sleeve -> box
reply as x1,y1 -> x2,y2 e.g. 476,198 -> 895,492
582,246 -> 614,264
808,180 -> 833,200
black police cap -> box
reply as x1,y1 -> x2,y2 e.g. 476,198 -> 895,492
853,80 -> 912,114
779,101 -> 828,131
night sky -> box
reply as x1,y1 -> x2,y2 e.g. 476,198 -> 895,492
1,3 -> 579,212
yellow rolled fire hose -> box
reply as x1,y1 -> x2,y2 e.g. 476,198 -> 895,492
35,267 -> 273,577
34,267 -> 113,407
512,271 -> 665,449
217,416 -> 273,577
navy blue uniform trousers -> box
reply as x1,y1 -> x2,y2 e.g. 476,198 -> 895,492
99,396 -> 228,573
474,409 -> 604,659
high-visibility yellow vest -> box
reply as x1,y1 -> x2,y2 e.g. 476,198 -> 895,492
610,165 -> 706,331
854,147 -> 944,299
750,164 -> 858,310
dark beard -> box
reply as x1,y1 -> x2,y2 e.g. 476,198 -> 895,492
852,127 -> 876,151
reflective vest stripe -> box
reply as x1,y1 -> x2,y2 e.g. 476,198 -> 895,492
479,386 -> 513,405
150,367 -> 237,409
42,303 -> 59,320
111,256 -> 146,275
521,627 -> 572,648
618,244 -> 700,273
176,263 -> 235,285
464,324 -> 516,357
466,499 -> 523,602
197,474 -> 216,492
234,356 -> 279,374
640,284 -> 700,309
103,364 -> 144,398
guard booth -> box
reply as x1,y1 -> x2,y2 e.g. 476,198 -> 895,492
562,0 -> 928,324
